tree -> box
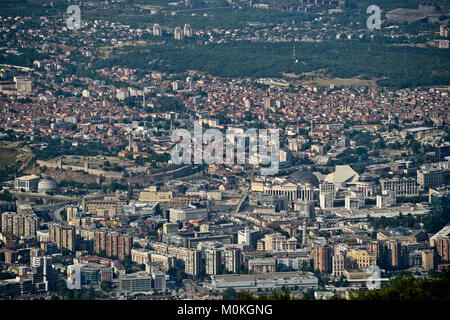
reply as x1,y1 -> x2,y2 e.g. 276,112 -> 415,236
222,288 -> 237,300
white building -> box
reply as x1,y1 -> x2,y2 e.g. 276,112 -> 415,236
169,205 -> 208,223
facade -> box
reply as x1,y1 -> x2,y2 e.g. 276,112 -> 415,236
421,250 -> 434,271
345,191 -> 365,210
162,222 -> 179,234
263,233 -> 297,251
313,245 -> 332,273
37,179 -> 56,193
14,175 -> 40,192
380,177 -> 419,196
347,249 -> 377,269
377,190 -> 396,208
417,164 -> 450,189
169,206 -> 208,223
153,23 -> 161,36
247,258 -> 276,273
119,272 -> 152,293
152,270 -> 166,292
185,249 -> 201,276
48,224 -> 76,252
174,27 -> 183,40
1,211 -> 38,238
211,272 -> 318,291
332,254 -> 345,277
205,248 -> 221,275
183,24 -> 193,37
224,247 -> 241,274
94,230 -> 132,261
131,249 -> 152,265
436,237 -> 449,263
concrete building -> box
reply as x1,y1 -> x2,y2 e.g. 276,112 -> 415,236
119,272 -> 152,293
422,250 -> 434,271
376,190 -> 396,208
1,211 -> 38,238
169,206 -> 208,223
417,163 -> 450,189
345,191 -> 365,210
224,247 -> 241,274
152,270 -> 166,292
48,224 -> 76,252
131,249 -> 152,265
185,249 -> 201,276
313,245 -> 332,273
205,248 -> 221,275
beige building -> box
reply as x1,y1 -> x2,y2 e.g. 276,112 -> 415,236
1,211 -> 39,238
263,233 -> 297,251
347,249 -> 377,269
131,249 -> 152,265
139,189 -> 173,202
248,258 -> 276,273
162,222 -> 179,234
48,223 -> 76,252
205,248 -> 221,275
185,249 -> 201,276
421,249 -> 434,271
380,177 -> 419,196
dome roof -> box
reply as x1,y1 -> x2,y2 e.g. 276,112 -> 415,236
289,170 -> 320,187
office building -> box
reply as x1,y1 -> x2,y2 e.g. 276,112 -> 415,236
14,175 -> 40,192
152,270 -> 166,292
31,256 -> 57,292
169,206 -> 208,223
119,272 -> 152,293
332,253 -> 345,277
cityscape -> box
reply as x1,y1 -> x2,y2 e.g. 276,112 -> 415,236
0,0 -> 449,306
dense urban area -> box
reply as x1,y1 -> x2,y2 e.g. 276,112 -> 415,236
0,0 -> 449,301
